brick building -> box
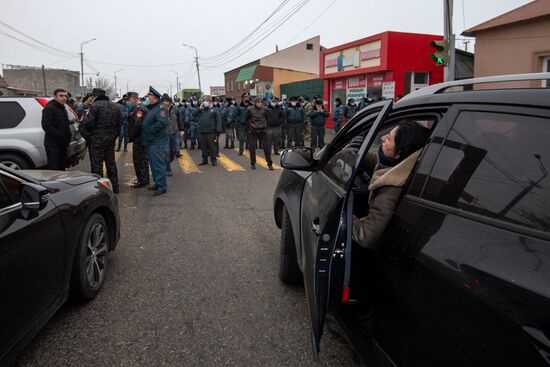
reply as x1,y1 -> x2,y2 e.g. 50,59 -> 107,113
2,65 -> 80,97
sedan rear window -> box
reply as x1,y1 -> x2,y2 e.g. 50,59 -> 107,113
0,101 -> 26,129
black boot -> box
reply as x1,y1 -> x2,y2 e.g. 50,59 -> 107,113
190,142 -> 195,150
230,142 -> 235,149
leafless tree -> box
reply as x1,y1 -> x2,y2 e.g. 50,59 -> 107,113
85,76 -> 115,98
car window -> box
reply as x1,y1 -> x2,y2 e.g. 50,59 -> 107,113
0,172 -> 21,209
423,110 -> 550,232
0,101 -> 26,129
321,112 -> 379,188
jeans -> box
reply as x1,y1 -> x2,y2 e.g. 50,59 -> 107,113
166,133 -> 180,172
248,131 -> 272,165
148,143 -> 168,192
310,126 -> 325,150
287,124 -> 303,147
266,127 -> 281,153
45,143 -> 68,170
199,133 -> 217,164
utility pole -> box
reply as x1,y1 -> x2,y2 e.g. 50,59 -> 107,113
182,43 -> 202,95
444,0 -> 455,81
41,65 -> 47,96
171,70 -> 180,98
114,69 -> 123,98
80,38 -> 96,97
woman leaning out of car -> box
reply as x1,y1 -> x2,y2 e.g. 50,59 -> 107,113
352,120 -> 430,250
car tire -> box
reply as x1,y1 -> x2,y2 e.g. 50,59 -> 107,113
0,153 -> 30,170
70,213 -> 109,301
279,206 -> 302,284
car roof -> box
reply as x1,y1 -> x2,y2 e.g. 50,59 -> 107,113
394,88 -> 550,110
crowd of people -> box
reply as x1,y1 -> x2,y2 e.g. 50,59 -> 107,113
41,87 -> 375,197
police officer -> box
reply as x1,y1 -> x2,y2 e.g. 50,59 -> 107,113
161,94 -> 183,176
192,96 -> 222,166
333,97 -> 346,133
284,96 -> 304,148
224,97 -> 237,149
83,88 -> 123,193
127,92 -> 149,188
345,98 -> 358,120
236,93 -> 252,155
116,94 -> 129,152
188,98 -> 200,150
141,86 -> 169,196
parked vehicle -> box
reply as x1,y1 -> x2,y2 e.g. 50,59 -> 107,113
0,97 -> 86,170
273,73 -> 550,366
0,165 -> 120,366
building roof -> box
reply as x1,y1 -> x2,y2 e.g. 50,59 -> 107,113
236,65 -> 257,82
462,0 -> 550,36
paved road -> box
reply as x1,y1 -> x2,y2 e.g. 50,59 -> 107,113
15,132 -> 361,366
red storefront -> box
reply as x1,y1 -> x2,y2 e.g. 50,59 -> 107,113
320,31 -> 444,126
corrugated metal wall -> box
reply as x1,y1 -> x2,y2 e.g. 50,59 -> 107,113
280,78 -> 324,99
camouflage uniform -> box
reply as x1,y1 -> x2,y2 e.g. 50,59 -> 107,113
224,102 -> 237,149
303,101 -> 314,141
128,104 -> 149,185
84,96 -> 123,192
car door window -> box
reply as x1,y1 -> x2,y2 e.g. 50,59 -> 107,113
0,172 -> 20,209
423,110 -> 550,232
0,102 -> 26,129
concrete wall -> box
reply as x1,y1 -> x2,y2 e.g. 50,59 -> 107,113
272,69 -> 318,97
473,16 -> 550,87
260,36 -> 320,75
2,67 -> 80,97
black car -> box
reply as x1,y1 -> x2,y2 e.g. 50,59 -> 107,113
0,166 -> 120,366
273,74 -> 550,366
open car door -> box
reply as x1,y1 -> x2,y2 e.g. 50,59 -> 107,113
301,99 -> 393,359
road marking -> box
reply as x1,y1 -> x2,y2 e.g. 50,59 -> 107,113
218,153 -> 245,171
234,148 -> 281,170
178,149 -> 202,174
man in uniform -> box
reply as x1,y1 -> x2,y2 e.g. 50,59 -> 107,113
83,88 -> 123,193
284,96 -> 304,148
127,92 -> 149,188
188,98 -> 200,150
333,97 -> 346,134
223,97 -> 237,149
192,96 -> 222,166
116,94 -> 129,151
141,86 -> 169,196
161,94 -> 183,176
236,93 -> 252,155
303,96 -> 313,142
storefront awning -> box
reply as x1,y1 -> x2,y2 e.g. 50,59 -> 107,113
235,65 -> 257,82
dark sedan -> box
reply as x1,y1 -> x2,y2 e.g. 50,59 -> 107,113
0,166 -> 120,366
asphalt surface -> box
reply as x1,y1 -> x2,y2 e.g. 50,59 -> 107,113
15,131 -> 362,367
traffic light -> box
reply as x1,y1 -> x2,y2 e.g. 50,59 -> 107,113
430,39 -> 449,66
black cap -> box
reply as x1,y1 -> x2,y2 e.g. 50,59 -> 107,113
160,93 -> 172,101
127,92 -> 139,99
241,92 -> 250,98
92,88 -> 106,97
147,86 -> 161,98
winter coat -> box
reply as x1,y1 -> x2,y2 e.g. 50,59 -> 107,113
236,102 -> 252,127
266,105 -> 283,127
225,103 -> 238,129
246,105 -> 268,132
345,103 -> 358,119
332,103 -> 346,123
127,105 -> 147,143
309,107 -> 329,127
178,106 -> 189,129
83,97 -> 123,144
41,99 -> 71,146
351,150 -> 421,250
284,105 -> 304,125
193,107 -> 222,134
167,104 -> 183,134
141,102 -> 169,146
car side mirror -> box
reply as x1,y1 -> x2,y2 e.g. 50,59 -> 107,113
19,183 -> 49,214
280,148 -> 317,171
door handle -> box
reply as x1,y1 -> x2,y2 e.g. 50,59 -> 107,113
311,217 -> 321,236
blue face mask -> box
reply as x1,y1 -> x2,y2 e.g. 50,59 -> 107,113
143,99 -> 150,106
126,102 -> 133,108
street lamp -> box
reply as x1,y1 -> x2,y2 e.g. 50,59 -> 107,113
182,43 -> 202,95
126,80 -> 132,94
170,70 -> 180,97
114,69 -> 123,98
80,38 -> 96,97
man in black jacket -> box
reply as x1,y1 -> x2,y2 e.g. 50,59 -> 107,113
246,98 -> 273,170
265,97 -> 283,156
127,92 -> 149,188
41,88 -> 71,170
83,88 -> 123,193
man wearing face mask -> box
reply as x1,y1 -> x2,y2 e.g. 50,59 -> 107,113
345,98 -> 358,121
236,93 -> 252,155
265,97 -> 283,156
211,96 -> 222,157
309,99 -> 329,150
223,97 -> 237,149
161,94 -> 183,176
284,96 -> 304,148
189,98 -> 200,150
332,97 -> 346,134
127,92 -> 149,188
192,96 -> 222,166
116,94 -> 130,152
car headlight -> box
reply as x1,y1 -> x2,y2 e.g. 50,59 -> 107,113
98,178 -> 113,191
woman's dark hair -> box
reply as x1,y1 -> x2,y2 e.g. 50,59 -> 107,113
394,119 -> 431,160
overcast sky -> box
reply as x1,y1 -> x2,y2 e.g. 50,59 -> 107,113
0,0 -> 531,96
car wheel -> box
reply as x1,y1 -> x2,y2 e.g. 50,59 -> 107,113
0,154 -> 30,170
279,206 -> 302,284
71,213 -> 109,301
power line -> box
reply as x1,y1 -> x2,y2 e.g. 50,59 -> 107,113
200,0 -> 290,62
285,0 -> 336,46
86,59 -> 194,68
204,0 -> 311,68
0,29 -> 75,58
